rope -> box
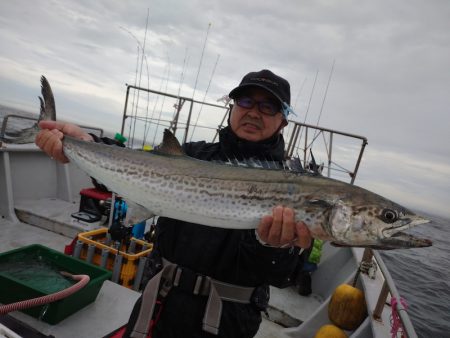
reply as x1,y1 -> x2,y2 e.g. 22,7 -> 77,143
390,297 -> 408,338
0,272 -> 90,315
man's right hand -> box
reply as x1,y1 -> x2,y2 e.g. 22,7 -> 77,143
35,121 -> 94,163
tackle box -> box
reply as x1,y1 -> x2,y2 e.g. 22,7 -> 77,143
0,244 -> 111,324
76,228 -> 153,289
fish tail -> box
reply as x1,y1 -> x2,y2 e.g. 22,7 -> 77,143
39,75 -> 56,122
0,76 -> 56,145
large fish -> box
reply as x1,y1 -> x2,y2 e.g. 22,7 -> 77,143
10,76 -> 432,249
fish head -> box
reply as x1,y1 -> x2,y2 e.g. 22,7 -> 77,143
328,198 -> 432,249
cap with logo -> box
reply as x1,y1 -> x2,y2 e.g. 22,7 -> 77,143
228,69 -> 294,118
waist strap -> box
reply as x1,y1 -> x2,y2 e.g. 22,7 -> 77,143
130,258 -> 255,337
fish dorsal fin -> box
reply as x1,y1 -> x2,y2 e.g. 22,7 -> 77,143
154,129 -> 184,156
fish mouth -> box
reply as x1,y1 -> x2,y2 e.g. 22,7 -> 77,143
380,215 -> 432,249
381,215 -> 430,237
379,231 -> 433,249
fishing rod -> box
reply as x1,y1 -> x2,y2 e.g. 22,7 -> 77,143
189,53 -> 221,141
285,76 -> 307,151
151,54 -> 172,146
182,23 -> 211,144
295,69 -> 318,151
293,77 -> 308,112
128,9 -> 150,148
191,23 -> 211,102
312,59 -> 335,141
169,47 -> 190,135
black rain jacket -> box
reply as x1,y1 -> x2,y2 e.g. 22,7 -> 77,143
143,126 -> 301,338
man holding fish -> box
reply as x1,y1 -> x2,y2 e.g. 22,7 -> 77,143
36,70 -> 312,337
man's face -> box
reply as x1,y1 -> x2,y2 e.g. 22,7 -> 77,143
229,87 -> 286,142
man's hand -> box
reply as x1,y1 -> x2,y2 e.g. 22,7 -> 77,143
35,121 -> 94,163
257,206 -> 311,248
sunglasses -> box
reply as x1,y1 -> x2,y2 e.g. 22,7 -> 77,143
235,97 -> 281,116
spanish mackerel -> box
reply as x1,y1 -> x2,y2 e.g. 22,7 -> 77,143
13,76 -> 432,249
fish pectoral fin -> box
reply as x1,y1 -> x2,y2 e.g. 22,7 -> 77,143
331,242 -> 396,250
124,201 -> 154,226
152,129 -> 184,156
330,242 -> 351,247
304,199 -> 333,209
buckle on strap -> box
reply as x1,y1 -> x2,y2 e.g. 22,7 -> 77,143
130,262 -> 177,338
173,266 -> 205,295
147,258 -> 257,336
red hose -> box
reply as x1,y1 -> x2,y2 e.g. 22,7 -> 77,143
0,271 -> 90,315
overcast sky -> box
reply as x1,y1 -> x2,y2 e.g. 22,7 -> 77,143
1,0 -> 449,219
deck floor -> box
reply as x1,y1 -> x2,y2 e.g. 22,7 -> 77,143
0,218 -> 71,253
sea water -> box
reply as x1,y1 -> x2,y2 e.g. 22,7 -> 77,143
381,213 -> 450,337
0,253 -> 75,294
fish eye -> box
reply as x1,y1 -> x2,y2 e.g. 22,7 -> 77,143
381,209 -> 398,223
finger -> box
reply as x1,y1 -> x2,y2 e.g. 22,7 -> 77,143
257,215 -> 273,243
37,129 -> 56,152
280,208 -> 296,246
38,120 -> 60,130
42,130 -> 59,157
39,129 -> 68,163
49,130 -> 68,163
267,206 -> 284,245
295,222 -> 312,249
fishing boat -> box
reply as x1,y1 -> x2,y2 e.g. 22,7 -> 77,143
0,85 -> 419,338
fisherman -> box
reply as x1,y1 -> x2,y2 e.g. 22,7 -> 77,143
35,69 -> 312,338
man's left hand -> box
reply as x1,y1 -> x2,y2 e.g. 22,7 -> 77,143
257,206 -> 311,249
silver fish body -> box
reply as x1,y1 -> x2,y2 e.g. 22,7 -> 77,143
63,133 -> 431,249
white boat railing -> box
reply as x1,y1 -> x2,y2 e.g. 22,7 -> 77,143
0,114 -> 104,146
372,249 -> 418,338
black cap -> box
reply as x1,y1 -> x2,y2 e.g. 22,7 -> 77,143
229,69 -> 291,105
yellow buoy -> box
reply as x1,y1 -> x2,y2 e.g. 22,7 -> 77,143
314,324 -> 348,338
328,284 -> 367,330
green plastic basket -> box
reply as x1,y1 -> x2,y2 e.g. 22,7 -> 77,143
0,244 -> 111,324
